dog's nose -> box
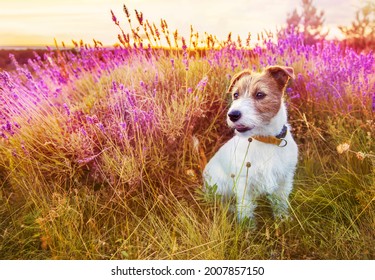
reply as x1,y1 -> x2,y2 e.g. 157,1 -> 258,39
228,110 -> 241,122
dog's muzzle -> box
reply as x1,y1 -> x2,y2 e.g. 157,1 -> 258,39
228,110 -> 241,122
228,110 -> 254,133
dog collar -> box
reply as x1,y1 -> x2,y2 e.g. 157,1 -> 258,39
249,125 -> 288,147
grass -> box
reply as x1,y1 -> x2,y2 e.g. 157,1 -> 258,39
0,8 -> 374,260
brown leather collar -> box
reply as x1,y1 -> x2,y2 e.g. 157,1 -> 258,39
249,125 -> 288,147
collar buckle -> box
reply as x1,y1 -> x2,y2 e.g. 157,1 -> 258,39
278,138 -> 288,147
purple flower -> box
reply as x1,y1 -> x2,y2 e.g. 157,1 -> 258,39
197,77 -> 208,90
5,121 -> 12,131
86,115 -> 99,124
111,81 -> 118,93
181,37 -> 189,70
80,127 -> 87,136
63,103 -> 70,116
111,10 -> 119,25
119,122 -> 127,129
97,122 -> 105,132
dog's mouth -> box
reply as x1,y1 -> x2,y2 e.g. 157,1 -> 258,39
234,125 -> 254,133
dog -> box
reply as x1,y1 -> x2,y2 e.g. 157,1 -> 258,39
203,65 -> 298,224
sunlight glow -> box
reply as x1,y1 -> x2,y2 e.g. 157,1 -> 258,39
0,0 -> 358,47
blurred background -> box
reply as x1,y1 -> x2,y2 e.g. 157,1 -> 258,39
0,0 -> 368,47
1,0 -> 374,70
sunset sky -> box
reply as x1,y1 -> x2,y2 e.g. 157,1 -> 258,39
0,0 -> 360,47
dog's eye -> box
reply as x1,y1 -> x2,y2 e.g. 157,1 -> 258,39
233,92 -> 239,99
255,91 -> 266,100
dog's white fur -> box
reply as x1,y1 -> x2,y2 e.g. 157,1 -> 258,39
203,66 -> 298,222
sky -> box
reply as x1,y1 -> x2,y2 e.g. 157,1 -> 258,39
0,0 -> 362,47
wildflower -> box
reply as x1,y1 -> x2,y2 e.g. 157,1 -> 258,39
13,122 -> 20,129
21,143 -> 28,155
63,103 -> 70,116
5,121 -> 12,131
123,4 -> 130,18
336,143 -> 350,154
0,71 -> 15,90
135,9 -> 143,25
186,169 -> 196,178
80,127 -> 87,136
356,152 -> 365,161
86,115 -> 93,124
111,10 -> 119,25
197,77 -> 208,90
183,59 -> 189,71
86,115 -> 99,124
97,122 -> 105,132
111,81 -> 118,93
181,37 -> 189,70
54,88 -> 62,97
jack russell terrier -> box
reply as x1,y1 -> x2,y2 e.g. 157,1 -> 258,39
203,65 -> 298,224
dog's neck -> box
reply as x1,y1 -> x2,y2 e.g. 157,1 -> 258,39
254,102 -> 288,137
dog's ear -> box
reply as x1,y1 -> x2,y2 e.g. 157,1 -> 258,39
227,70 -> 252,93
265,66 -> 295,89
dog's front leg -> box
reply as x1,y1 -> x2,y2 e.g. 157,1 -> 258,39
235,178 -> 257,223
268,179 -> 293,221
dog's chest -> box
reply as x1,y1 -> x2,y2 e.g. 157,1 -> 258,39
225,136 -> 293,191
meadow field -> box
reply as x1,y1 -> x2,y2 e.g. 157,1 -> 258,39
0,8 -> 374,260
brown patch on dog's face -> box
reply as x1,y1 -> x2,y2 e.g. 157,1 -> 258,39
228,66 -> 294,124
227,70 -> 252,95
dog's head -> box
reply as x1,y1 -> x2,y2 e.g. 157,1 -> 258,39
226,65 -> 295,137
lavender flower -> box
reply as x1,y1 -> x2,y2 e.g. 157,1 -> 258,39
63,103 -> 71,116
197,77 -> 208,90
